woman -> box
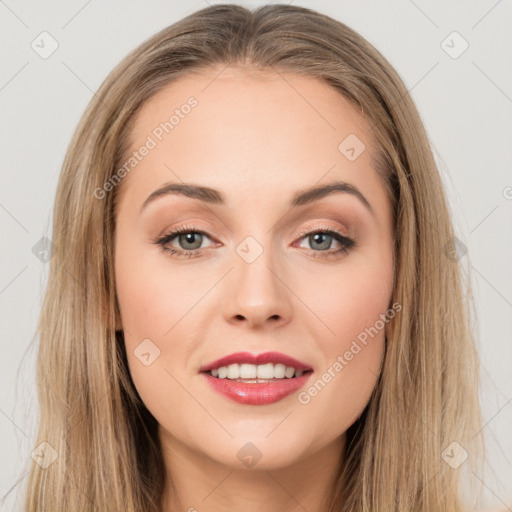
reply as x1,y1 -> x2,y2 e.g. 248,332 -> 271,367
22,3 -> 487,511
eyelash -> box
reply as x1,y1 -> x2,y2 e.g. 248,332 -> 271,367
154,224 -> 356,260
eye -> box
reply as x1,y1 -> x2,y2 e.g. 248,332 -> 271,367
293,227 -> 356,259
155,225 -> 214,259
154,225 -> 356,260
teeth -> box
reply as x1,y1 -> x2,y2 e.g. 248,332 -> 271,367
227,364 -> 240,379
240,363 -> 257,379
284,366 -> 295,378
273,363 -> 286,379
257,363 -> 275,379
208,363 -> 306,380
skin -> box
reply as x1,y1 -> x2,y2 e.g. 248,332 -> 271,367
114,65 -> 395,512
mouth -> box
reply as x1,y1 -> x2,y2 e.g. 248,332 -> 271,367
199,352 -> 314,405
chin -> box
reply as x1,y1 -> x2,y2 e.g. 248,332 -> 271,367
200,434 -> 309,471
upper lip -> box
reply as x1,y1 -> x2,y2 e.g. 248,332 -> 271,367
199,351 -> 313,373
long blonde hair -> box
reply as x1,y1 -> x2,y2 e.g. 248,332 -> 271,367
21,3 -> 483,510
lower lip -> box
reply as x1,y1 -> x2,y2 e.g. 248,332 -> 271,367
201,372 -> 313,405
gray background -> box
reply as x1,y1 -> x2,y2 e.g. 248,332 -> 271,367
1,1 -> 511,510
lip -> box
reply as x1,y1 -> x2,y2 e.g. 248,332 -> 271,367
201,371 -> 313,405
199,351 -> 313,373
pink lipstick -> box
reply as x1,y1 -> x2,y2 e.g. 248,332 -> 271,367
199,351 -> 314,405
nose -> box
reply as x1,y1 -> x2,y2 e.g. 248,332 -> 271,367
222,245 -> 293,330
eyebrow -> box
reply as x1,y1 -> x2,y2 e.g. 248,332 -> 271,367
140,180 -> 374,215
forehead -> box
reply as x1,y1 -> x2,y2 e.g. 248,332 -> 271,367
119,65 -> 385,212
130,65 -> 373,150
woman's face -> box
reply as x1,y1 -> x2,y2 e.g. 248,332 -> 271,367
114,66 -> 395,471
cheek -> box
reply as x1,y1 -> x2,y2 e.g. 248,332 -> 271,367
114,229 -> 219,416
293,250 -> 392,429
305,247 -> 393,349
115,250 -> 200,435
114,231 -> 200,338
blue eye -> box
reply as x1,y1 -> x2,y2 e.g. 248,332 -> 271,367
155,225 -> 356,260
155,225 -> 212,259
296,230 -> 355,256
